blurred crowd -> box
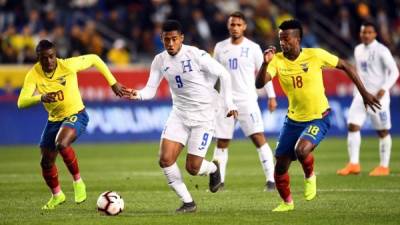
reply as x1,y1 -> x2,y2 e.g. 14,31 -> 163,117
0,0 -> 399,65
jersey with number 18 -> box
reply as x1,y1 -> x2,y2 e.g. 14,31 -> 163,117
267,48 -> 339,122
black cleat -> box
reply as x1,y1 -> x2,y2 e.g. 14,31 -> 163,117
265,181 -> 276,192
209,161 -> 222,193
176,201 -> 197,213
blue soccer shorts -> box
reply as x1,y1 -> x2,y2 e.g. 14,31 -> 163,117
39,110 -> 89,150
275,110 -> 332,160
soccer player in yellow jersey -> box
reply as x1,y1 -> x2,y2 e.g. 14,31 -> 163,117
17,40 -> 128,210
255,20 -> 381,212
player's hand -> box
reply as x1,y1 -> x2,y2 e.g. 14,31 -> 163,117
127,89 -> 141,100
268,97 -> 277,112
376,89 -> 385,100
226,110 -> 238,119
111,82 -> 130,97
362,92 -> 381,112
263,46 -> 276,64
41,92 -> 57,103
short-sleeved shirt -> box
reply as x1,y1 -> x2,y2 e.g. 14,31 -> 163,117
267,48 -> 339,121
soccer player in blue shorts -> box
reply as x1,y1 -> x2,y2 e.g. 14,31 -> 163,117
17,40 -> 128,209
255,19 -> 381,212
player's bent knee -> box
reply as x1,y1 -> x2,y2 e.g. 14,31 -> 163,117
55,142 -> 69,151
158,158 -> 175,168
348,123 -> 360,132
185,163 -> 199,176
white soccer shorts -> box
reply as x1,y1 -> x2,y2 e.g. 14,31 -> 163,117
214,101 -> 264,139
161,110 -> 214,158
347,92 -> 391,130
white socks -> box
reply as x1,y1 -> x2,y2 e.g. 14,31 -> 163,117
379,135 -> 392,167
197,159 -> 217,176
347,131 -> 361,164
257,143 -> 275,182
213,147 -> 228,182
162,163 -> 193,203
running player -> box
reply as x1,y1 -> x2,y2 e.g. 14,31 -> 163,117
255,19 -> 381,212
17,40 -> 127,209
127,20 -> 237,213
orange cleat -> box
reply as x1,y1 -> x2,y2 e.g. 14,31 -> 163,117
369,166 -> 390,176
336,163 -> 361,176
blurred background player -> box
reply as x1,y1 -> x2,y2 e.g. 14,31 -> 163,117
256,19 -> 381,212
212,11 -> 277,191
127,20 -> 237,213
337,21 -> 399,176
17,40 -> 127,209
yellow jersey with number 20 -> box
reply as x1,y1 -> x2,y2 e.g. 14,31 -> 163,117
18,54 -> 117,121
267,48 -> 339,122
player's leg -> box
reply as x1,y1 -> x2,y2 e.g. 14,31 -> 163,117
39,121 -> 66,209
186,122 -> 222,193
56,111 -> 89,203
337,96 -> 366,175
296,111 -> 331,201
159,111 -> 195,212
212,107 -> 235,187
240,105 -> 275,190
213,139 -> 230,188
249,133 -> 275,191
272,117 -> 301,212
369,96 -> 392,176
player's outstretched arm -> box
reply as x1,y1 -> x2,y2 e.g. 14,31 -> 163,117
111,82 -> 130,97
336,59 -> 381,112
17,72 -> 42,109
255,46 -> 275,89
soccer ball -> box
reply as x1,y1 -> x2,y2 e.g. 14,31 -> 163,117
97,191 -> 124,216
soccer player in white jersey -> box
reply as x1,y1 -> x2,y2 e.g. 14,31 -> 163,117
127,20 -> 238,213
212,11 -> 277,190
337,21 -> 399,176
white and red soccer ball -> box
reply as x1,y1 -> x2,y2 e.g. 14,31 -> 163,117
97,191 -> 124,216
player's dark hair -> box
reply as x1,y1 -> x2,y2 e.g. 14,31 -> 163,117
361,20 -> 377,32
162,20 -> 183,34
229,11 -> 246,23
36,39 -> 55,53
279,19 -> 303,40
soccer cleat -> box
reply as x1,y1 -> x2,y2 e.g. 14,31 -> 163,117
209,161 -> 223,193
176,201 -> 197,213
337,163 -> 361,176
42,192 -> 66,210
272,201 -> 294,212
265,181 -> 276,192
73,179 -> 87,203
369,166 -> 390,176
304,174 -> 316,201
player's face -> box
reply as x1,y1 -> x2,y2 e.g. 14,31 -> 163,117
161,31 -> 184,56
227,17 -> 246,40
38,48 -> 57,73
278,29 -> 300,54
360,25 -> 377,45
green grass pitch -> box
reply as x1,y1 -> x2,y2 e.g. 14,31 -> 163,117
0,137 -> 399,225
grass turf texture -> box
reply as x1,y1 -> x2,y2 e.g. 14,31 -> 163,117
0,137 -> 399,225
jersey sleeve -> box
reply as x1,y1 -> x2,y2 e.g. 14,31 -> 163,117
65,54 -> 117,85
213,43 -> 221,61
255,45 -> 276,97
380,47 -> 399,91
138,55 -> 163,100
198,49 -> 236,111
17,69 -> 42,109
266,57 -> 278,78
315,48 -> 339,68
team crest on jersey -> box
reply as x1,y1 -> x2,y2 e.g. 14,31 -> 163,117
301,63 -> 309,72
57,76 -> 66,86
